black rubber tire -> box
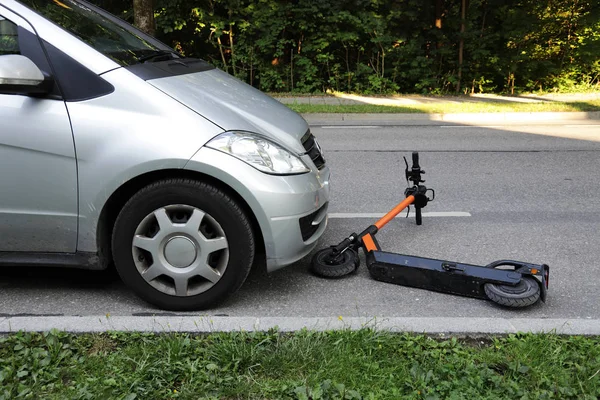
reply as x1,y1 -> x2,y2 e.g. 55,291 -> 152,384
484,276 -> 541,308
310,247 -> 359,278
111,179 -> 254,310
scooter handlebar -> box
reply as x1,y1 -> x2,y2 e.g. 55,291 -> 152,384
405,152 -> 424,185
412,152 -> 420,169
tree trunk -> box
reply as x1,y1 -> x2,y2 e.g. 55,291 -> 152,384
345,45 -> 351,89
229,24 -> 236,76
511,74 -> 515,95
228,7 -> 236,77
560,0 -> 577,68
435,0 -> 444,84
456,0 -> 466,93
133,0 -> 154,36
216,35 -> 228,73
290,47 -> 294,91
249,48 -> 254,87
480,1 -> 487,38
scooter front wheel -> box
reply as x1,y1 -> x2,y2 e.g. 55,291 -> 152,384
484,276 -> 540,308
310,248 -> 360,278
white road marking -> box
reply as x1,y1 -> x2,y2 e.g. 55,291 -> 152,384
438,124 -> 600,129
320,125 -> 380,129
329,211 -> 471,218
316,124 -> 600,129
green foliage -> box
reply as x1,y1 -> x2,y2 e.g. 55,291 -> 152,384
91,0 -> 599,94
0,36 -> 18,55
0,19 -> 19,55
1,330 -> 600,399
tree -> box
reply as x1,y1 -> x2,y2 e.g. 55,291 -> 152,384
133,0 -> 154,35
94,0 -> 600,94
456,0 -> 466,93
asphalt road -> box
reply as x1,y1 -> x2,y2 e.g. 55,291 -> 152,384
1,122 -> 600,320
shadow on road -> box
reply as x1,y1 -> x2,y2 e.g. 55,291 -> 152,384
0,265 -> 121,289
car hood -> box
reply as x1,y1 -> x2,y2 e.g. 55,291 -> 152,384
148,68 -> 308,153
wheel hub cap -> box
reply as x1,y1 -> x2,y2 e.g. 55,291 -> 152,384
164,236 -> 197,268
132,204 -> 229,297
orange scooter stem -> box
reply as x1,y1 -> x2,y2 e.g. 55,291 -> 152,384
375,195 -> 415,230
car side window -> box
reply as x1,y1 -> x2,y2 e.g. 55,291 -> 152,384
0,11 -> 113,101
0,16 -> 19,55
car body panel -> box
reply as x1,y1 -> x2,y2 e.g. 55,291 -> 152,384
67,67 -> 223,252
185,147 -> 330,271
0,94 -> 78,252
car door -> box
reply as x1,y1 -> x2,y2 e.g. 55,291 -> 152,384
0,7 -> 77,252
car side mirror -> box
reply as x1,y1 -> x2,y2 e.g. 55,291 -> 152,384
0,54 -> 53,95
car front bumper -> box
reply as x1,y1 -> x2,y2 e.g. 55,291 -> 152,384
186,147 -> 331,272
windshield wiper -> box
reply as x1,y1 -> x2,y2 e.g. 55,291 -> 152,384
137,50 -> 180,63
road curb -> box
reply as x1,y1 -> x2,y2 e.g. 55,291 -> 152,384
1,316 -> 599,336
302,111 -> 600,125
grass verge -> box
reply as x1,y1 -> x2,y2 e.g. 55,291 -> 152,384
287,100 -> 600,114
1,329 -> 599,399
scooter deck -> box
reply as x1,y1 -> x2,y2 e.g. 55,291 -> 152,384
366,250 -> 548,301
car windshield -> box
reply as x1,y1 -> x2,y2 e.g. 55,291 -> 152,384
19,0 -> 176,66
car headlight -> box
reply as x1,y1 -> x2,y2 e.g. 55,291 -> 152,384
206,131 -> 310,175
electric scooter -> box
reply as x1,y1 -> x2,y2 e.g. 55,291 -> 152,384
310,152 -> 549,308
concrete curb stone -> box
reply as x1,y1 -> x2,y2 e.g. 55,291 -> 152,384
1,316 -> 599,336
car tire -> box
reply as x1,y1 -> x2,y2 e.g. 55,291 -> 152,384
111,179 -> 255,310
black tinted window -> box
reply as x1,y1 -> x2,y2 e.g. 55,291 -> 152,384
0,17 -> 19,55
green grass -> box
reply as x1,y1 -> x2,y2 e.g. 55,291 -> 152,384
287,100 -> 600,114
1,329 -> 599,399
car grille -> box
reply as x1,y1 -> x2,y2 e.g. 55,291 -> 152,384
301,131 -> 326,170
299,203 -> 328,241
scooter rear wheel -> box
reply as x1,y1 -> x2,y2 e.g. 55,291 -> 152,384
484,276 -> 540,308
310,248 -> 360,278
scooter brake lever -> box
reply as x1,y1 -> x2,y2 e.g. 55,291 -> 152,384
403,156 -> 410,185
427,188 -> 435,202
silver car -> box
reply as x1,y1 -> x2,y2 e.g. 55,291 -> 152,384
0,0 -> 330,310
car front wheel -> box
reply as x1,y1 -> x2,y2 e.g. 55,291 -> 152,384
111,179 -> 255,310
